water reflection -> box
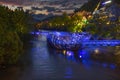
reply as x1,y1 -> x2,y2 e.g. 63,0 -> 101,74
48,47 -> 117,70
64,67 -> 73,78
0,33 -> 120,80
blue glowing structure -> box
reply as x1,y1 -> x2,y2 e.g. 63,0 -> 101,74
47,31 -> 120,50
47,32 -> 91,50
78,50 -> 90,59
82,40 -> 120,47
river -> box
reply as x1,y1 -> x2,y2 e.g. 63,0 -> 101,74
0,33 -> 120,80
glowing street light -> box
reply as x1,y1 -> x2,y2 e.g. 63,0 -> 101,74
102,0 -> 112,5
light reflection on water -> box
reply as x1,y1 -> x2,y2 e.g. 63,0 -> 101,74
51,48 -> 117,70
0,34 -> 120,80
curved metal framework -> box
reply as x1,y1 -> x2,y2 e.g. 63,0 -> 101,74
47,32 -> 91,50
47,32 -> 120,50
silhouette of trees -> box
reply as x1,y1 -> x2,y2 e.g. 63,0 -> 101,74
84,10 -> 120,39
0,6 -> 30,66
37,11 -> 91,32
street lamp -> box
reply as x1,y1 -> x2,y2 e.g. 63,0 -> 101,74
102,0 -> 112,5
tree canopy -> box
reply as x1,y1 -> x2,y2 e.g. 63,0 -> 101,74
0,6 -> 30,66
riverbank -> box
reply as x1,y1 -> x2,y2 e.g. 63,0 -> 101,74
0,5 -> 33,69
0,33 -> 120,80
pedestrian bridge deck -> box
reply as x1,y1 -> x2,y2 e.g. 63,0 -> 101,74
31,31 -> 120,50
82,40 -> 120,47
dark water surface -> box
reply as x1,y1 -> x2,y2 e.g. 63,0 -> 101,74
0,34 -> 120,80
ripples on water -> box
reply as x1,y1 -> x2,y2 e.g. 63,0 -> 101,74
0,34 -> 120,80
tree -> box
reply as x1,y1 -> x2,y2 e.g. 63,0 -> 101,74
0,6 -> 31,66
84,7 -> 120,39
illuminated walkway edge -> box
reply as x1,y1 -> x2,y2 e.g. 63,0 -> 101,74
46,32 -> 120,50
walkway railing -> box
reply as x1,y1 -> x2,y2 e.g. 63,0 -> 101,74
82,40 -> 120,47
30,31 -> 120,50
47,32 -> 120,50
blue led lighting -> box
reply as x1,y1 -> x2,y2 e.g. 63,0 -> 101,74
47,31 -> 120,50
109,64 -> 116,69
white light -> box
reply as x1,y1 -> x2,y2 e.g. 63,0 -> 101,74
103,0 -> 112,4
79,55 -> 82,58
55,32 -> 61,36
94,49 -> 99,54
67,51 -> 72,56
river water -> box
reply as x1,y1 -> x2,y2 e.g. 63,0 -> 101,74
0,33 -> 120,80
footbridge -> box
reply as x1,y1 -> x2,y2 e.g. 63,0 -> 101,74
82,40 -> 120,47
30,31 -> 120,50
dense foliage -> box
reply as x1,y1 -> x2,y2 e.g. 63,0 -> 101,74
36,11 -> 91,32
36,1 -> 120,39
83,3 -> 120,39
0,6 -> 30,66
84,17 -> 120,39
